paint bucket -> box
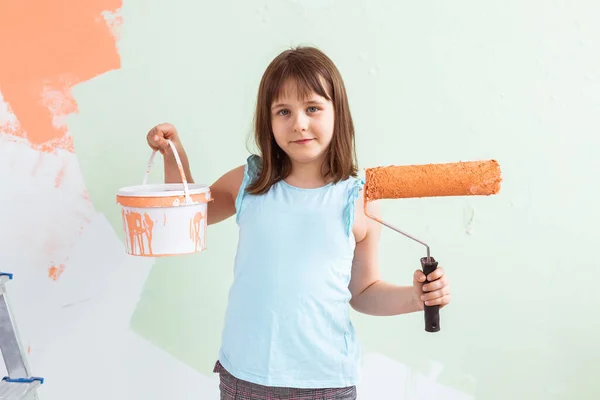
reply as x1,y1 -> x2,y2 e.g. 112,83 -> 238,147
116,140 -> 211,257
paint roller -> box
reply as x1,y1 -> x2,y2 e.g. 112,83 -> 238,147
363,159 -> 502,332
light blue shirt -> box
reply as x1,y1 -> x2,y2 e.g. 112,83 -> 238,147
217,154 -> 364,388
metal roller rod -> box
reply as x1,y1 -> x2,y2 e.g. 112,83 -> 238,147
364,210 -> 432,263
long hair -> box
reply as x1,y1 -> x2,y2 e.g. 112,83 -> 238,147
246,46 -> 358,195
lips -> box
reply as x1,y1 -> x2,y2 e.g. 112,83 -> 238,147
293,139 -> 313,144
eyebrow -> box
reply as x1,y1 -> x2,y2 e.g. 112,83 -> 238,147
271,100 -> 326,110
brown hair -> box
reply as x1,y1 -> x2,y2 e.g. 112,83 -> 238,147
246,46 -> 358,195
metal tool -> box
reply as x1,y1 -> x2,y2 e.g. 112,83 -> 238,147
0,273 -> 44,400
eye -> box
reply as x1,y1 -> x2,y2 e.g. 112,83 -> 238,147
307,106 -> 319,113
277,109 -> 290,116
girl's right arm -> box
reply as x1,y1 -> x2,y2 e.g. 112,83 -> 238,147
146,123 -> 244,225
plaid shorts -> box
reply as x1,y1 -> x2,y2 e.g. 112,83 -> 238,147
213,361 -> 357,400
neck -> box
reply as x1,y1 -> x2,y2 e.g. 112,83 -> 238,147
284,157 -> 331,189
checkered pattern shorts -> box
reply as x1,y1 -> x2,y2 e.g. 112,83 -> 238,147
213,361 -> 357,400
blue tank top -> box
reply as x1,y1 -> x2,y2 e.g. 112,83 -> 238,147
217,154 -> 364,389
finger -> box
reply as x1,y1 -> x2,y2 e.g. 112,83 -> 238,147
424,294 -> 451,307
422,276 -> 447,292
414,270 -> 426,283
146,127 -> 161,144
156,123 -> 176,138
147,127 -> 159,146
147,125 -> 173,148
154,134 -> 170,149
421,286 -> 450,302
427,267 -> 444,282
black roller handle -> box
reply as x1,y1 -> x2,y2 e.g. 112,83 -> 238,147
420,256 -> 440,332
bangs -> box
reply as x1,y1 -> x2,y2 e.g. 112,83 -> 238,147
268,62 -> 332,105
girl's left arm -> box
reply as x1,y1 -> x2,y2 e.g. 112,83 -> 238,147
348,192 -> 451,316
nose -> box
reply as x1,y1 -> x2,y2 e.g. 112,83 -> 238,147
292,113 -> 308,132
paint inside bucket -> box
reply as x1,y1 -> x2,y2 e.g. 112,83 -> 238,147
116,141 -> 211,257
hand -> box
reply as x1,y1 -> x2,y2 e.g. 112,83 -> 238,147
146,122 -> 180,155
413,266 -> 451,311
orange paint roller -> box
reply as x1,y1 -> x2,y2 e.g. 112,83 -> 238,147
364,159 -> 502,332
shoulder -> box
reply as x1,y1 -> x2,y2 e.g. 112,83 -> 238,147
245,154 -> 262,175
352,183 -> 382,243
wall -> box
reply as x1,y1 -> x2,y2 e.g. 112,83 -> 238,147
1,1 -> 599,399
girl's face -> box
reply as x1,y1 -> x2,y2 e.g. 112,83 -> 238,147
270,79 -> 334,166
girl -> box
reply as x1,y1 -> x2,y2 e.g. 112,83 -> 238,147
146,46 -> 451,400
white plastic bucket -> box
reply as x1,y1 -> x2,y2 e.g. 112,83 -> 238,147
116,140 -> 211,257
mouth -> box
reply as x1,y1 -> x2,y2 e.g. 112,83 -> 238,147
292,138 -> 314,144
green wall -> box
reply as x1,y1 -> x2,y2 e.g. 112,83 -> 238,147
68,1 -> 600,398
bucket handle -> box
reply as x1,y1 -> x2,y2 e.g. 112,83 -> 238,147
142,139 -> 193,205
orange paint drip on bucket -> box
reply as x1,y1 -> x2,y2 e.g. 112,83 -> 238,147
116,140 -> 211,257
